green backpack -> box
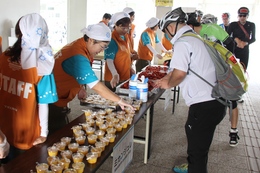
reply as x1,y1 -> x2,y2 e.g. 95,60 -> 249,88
181,32 -> 248,104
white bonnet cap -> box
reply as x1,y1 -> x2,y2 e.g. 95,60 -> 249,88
146,17 -> 159,27
111,12 -> 130,24
123,7 -> 134,14
81,23 -> 111,41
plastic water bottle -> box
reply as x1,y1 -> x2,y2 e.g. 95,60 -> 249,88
129,80 -> 137,99
137,82 -> 148,102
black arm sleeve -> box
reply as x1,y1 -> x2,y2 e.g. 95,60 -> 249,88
224,37 -> 235,53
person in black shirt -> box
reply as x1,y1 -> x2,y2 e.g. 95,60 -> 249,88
227,7 -> 256,70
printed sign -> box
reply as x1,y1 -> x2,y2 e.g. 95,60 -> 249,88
112,125 -> 134,173
155,0 -> 173,7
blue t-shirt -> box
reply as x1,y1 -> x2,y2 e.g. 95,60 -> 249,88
104,35 -> 126,60
62,55 -> 98,85
141,32 -> 160,45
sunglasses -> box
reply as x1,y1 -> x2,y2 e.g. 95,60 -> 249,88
239,14 -> 247,17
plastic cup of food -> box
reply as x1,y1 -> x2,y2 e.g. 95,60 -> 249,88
80,122 -> 90,131
60,137 -> 71,146
116,114 -> 125,120
114,124 -> 123,132
98,123 -> 108,131
86,153 -> 98,164
125,113 -> 135,118
50,164 -> 64,173
120,120 -> 128,129
99,137 -> 110,146
75,136 -> 86,145
47,156 -> 59,165
60,157 -> 71,169
87,118 -> 95,126
106,121 -> 114,128
117,110 -> 125,116
112,117 -> 120,124
90,147 -> 102,157
85,127 -> 95,135
105,108 -> 113,114
83,109 -> 93,117
97,110 -> 106,116
63,168 -> 77,173
77,145 -> 89,155
124,107 -> 132,114
106,133 -> 116,143
133,104 -> 141,111
61,150 -> 72,159
73,130 -> 85,138
95,141 -> 106,151
72,152 -> 84,163
87,134 -> 97,145
106,127 -> 116,134
54,141 -> 66,151
47,146 -> 59,157
72,162 -> 85,173
95,118 -> 104,126
94,130 -> 105,139
36,163 -> 49,173
71,125 -> 82,133
125,117 -> 133,125
68,143 -> 79,153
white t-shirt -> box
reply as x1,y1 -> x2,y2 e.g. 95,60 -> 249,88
170,25 -> 216,106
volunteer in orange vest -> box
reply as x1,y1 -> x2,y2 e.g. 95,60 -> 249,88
104,12 -> 132,91
0,13 -> 57,163
100,13 -> 112,26
136,17 -> 168,72
50,23 -> 133,134
123,7 -> 138,64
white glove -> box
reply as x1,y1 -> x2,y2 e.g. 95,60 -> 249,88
110,74 -> 119,88
0,136 -> 10,159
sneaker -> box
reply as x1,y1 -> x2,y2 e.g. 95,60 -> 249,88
229,131 -> 240,147
172,163 -> 188,173
237,99 -> 244,103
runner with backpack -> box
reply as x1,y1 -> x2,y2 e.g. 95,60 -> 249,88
186,12 -> 245,147
156,7 -> 227,173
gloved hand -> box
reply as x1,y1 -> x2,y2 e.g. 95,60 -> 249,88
131,51 -> 139,61
78,86 -> 87,100
156,54 -> 163,59
110,74 -> 120,88
0,134 -> 10,159
117,98 -> 134,110
33,136 -> 47,146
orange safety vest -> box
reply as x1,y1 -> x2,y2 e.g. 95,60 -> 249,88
0,54 -> 41,149
137,28 -> 156,61
53,37 -> 92,107
104,30 -> 131,82
126,24 -> 136,53
162,35 -> 172,51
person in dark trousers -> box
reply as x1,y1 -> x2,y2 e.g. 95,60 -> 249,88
227,7 -> 256,71
157,7 -> 227,173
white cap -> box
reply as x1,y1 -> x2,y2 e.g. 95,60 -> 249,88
146,17 -> 159,27
81,23 -> 111,41
123,7 -> 134,14
111,12 -> 130,24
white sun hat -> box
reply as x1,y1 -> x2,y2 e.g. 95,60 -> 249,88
111,12 -> 130,24
123,7 -> 134,14
146,17 -> 159,27
81,23 -> 111,41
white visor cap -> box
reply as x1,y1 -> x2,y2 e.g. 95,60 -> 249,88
81,23 -> 111,41
112,12 -> 130,24
123,7 -> 134,14
146,17 -> 159,27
